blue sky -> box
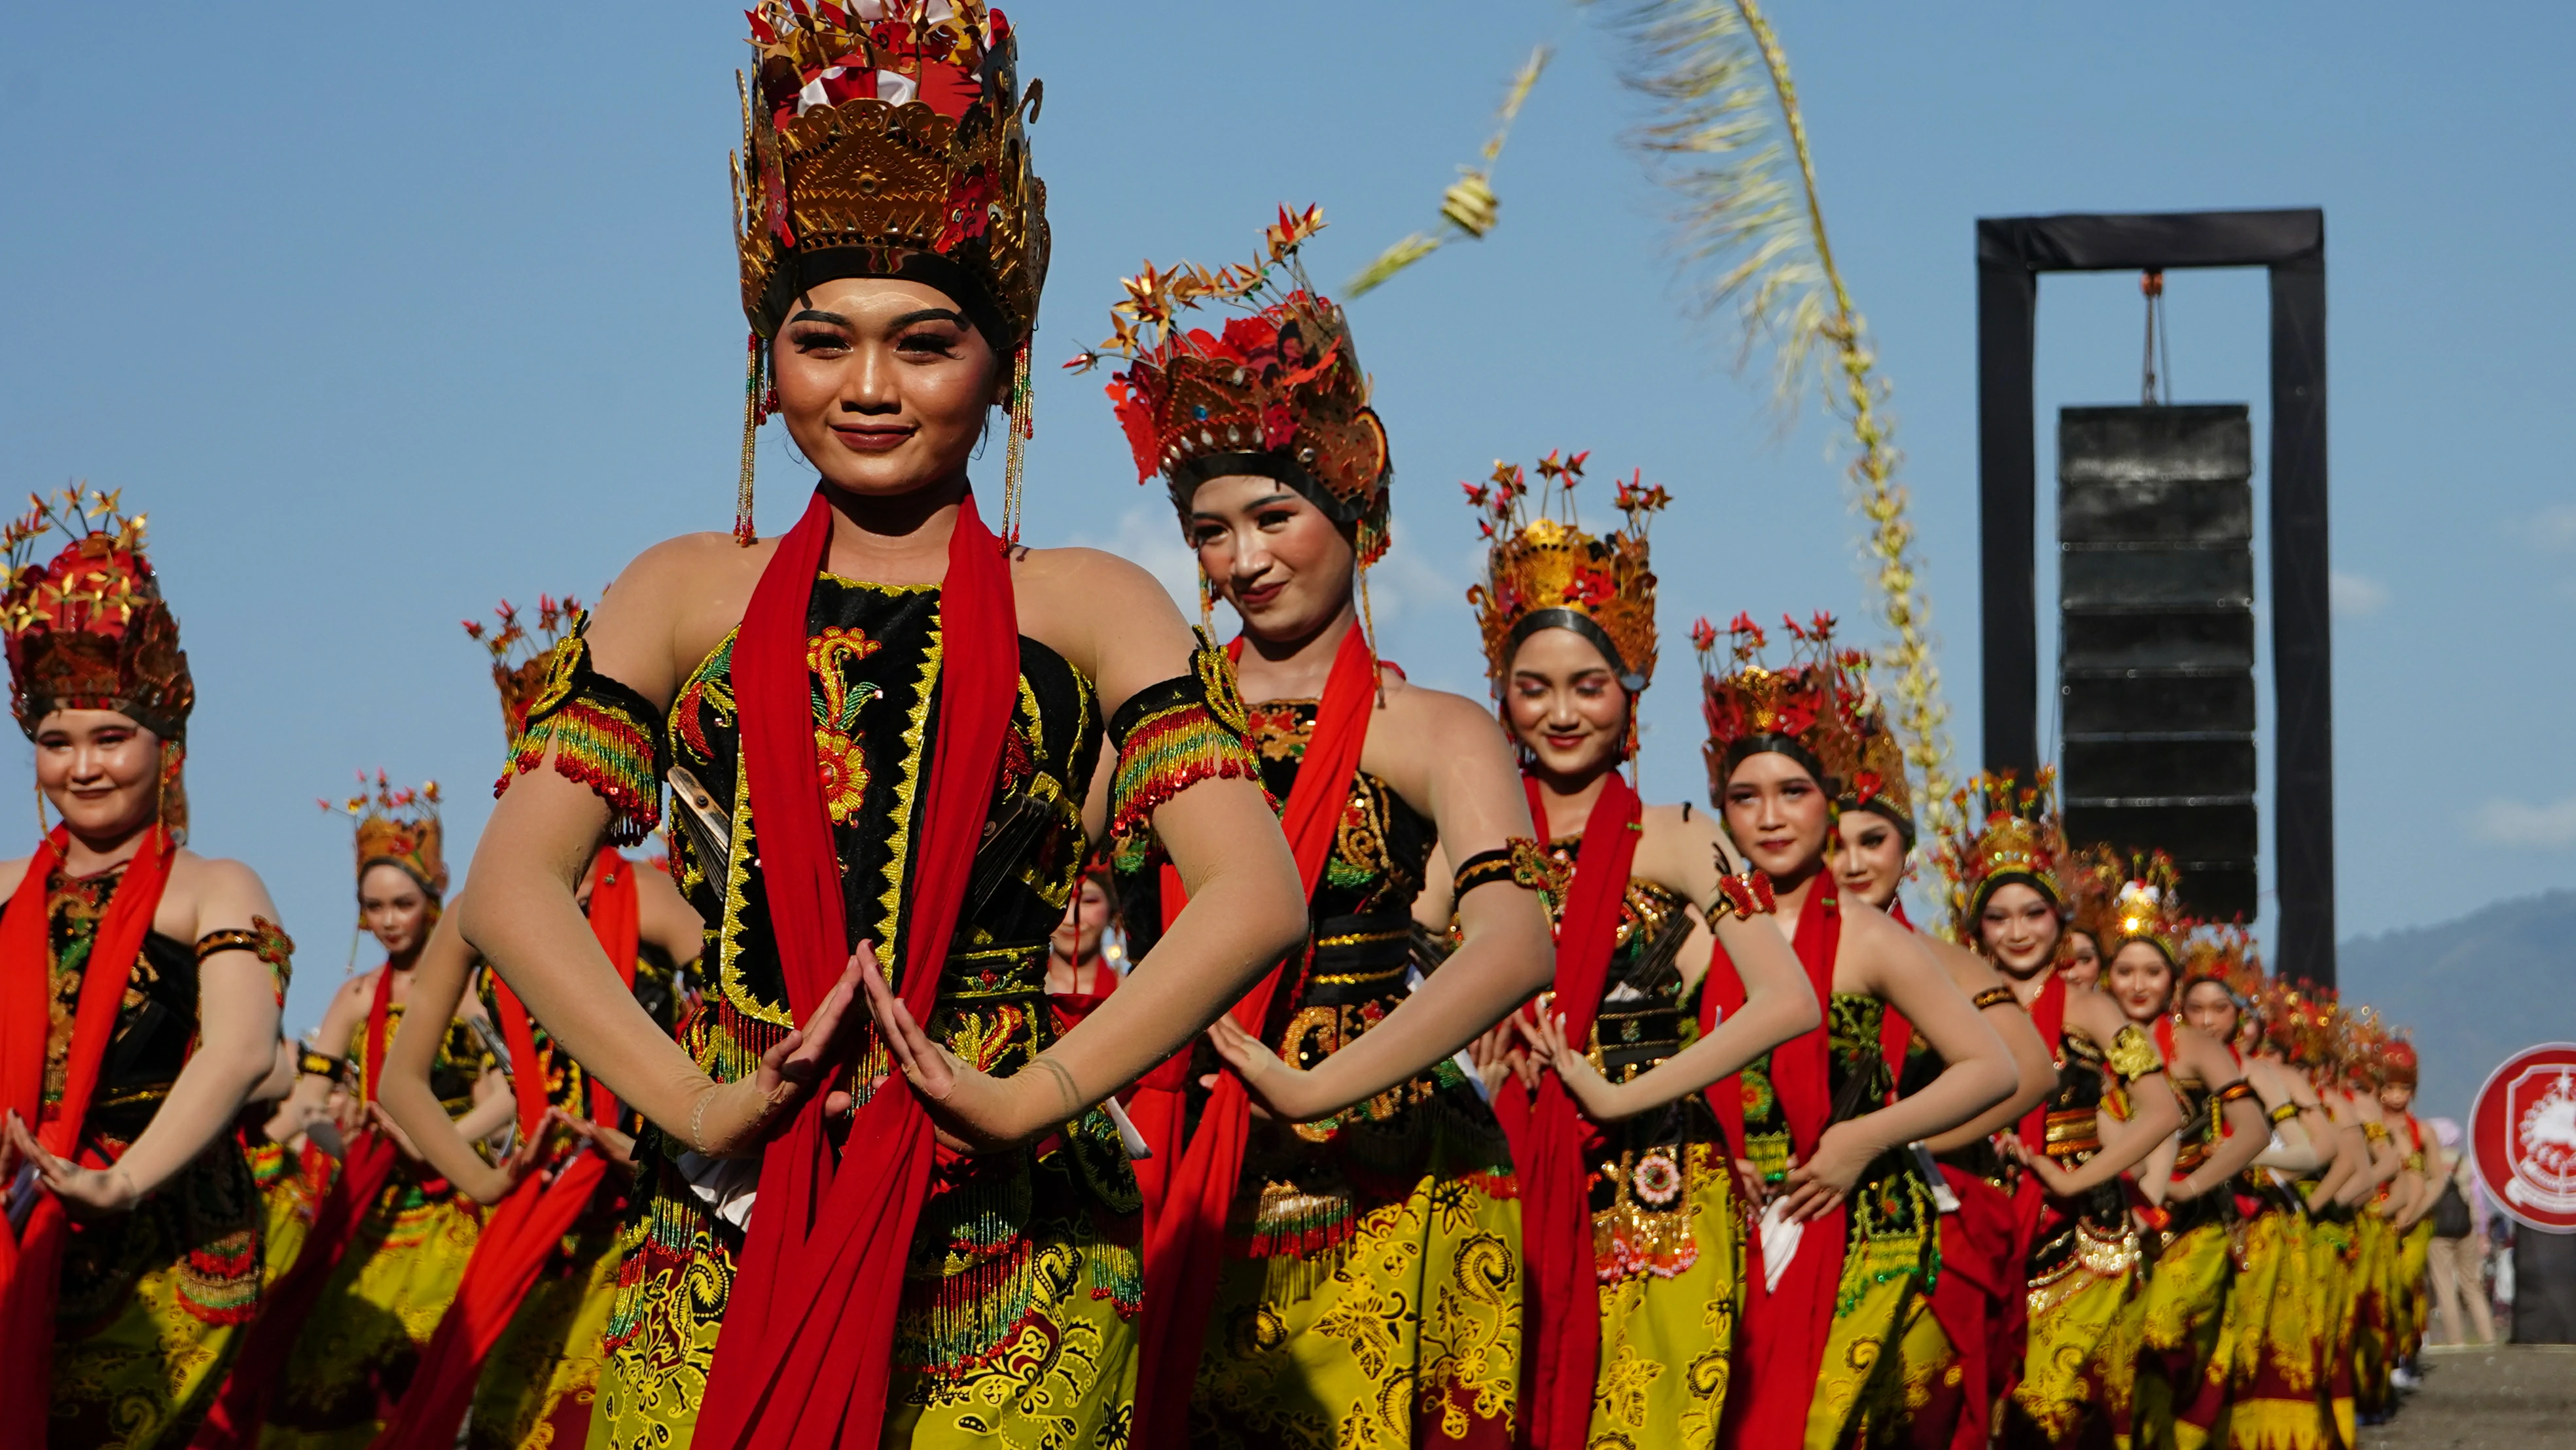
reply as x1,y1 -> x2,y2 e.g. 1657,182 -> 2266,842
2,4 -> 2567,1034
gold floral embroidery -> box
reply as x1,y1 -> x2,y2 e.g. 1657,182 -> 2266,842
808,626 -> 884,824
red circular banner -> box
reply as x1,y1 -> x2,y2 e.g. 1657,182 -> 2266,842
2471,1041 -> 2576,1233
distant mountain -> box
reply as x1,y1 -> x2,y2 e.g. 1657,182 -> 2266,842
2335,889 -> 2576,1128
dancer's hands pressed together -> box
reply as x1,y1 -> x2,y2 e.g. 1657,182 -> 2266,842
686,950 -> 870,1159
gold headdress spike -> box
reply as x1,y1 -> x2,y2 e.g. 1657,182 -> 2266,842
1463,451 -> 1667,718
1694,610 -> 1867,806
3,486 -> 194,840
732,1 -> 1047,546
327,771 -> 447,901
2176,920 -> 2259,1006
1928,768 -> 2071,941
463,594 -> 586,747
1069,205 -> 1394,569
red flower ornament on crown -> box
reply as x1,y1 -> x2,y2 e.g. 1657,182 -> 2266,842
1067,205 -> 1395,564
2176,920 -> 2260,1008
463,593 -> 585,747
730,0 -> 1047,544
1929,768 -> 2073,939
1695,610 -> 1869,804
1464,450 -> 1666,701
2069,845 -> 2194,965
326,770 -> 447,900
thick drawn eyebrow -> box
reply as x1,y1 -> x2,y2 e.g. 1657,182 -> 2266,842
787,308 -> 851,327
892,308 -> 968,328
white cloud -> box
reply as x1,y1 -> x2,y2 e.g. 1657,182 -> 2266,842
2329,570 -> 2388,618
2531,504 -> 2576,555
2469,796 -> 2576,850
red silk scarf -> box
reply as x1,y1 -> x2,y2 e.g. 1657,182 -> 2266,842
195,961 -> 402,1449
1131,623 -> 1377,1448
376,845 -> 640,1450
0,826 -> 175,1450
692,486 -> 1016,1450
1494,772 -> 1638,1449
1702,869 -> 1844,1450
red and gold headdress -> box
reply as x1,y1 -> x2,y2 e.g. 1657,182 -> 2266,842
1931,769 -> 2072,936
2378,1036 -> 2419,1088
2257,976 -> 2338,1068
464,594 -> 584,746
1844,685 -> 1916,845
1069,206 -> 1393,564
2175,921 -> 2262,1008
2,488 -> 192,745
1695,611 -> 1868,802
327,771 -> 447,900
1463,450 -> 1666,699
732,0 -> 1046,543
2071,846 -> 2194,964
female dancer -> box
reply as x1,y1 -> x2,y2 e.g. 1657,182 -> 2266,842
1927,773 -> 2183,1449
1084,212 -> 1554,1447
240,779 -> 509,1450
2084,864 -> 2268,1450
1046,864 -> 1118,1033
1824,732 -> 2058,1450
1537,614 -> 2016,1449
2174,964 -> 2332,1450
1426,453 -> 1818,1448
365,601 -> 707,1450
0,493 -> 291,1447
459,7 -> 1308,1443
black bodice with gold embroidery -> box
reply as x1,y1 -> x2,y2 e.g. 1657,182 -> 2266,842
2026,1021 -> 2158,1279
1824,993 -> 1935,1265
43,865 -> 264,1332
1532,838 -> 1722,1281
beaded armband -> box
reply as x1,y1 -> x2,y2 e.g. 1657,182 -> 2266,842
2103,1023 -> 2161,1084
2215,1079 -> 2258,1108
1480,837 -> 1571,917
1971,984 -> 2020,1011
2269,1101 -> 2301,1125
1105,631 -> 1260,871
197,917 -> 296,1006
1708,866 -> 1776,921
1449,846 -> 1519,900
297,1049 -> 344,1081
495,617 -> 668,845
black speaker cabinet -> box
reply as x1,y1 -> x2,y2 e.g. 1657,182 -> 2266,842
2059,404 -> 2259,921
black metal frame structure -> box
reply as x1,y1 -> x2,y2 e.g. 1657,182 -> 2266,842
1977,207 -> 2333,985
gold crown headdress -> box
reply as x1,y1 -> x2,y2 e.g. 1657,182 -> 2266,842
1694,611 -> 1868,804
2257,976 -> 2339,1068
2175,921 -> 2262,1008
1843,671 -> 1914,843
1930,768 -> 2072,938
732,0 -> 1046,545
3,488 -> 192,745
326,771 -> 446,900
464,594 -> 584,746
1463,450 -> 1666,699
2070,846 -> 2194,964
1069,205 -> 1394,567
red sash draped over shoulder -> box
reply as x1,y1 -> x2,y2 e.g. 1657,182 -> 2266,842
0,826 -> 175,1450
1703,871 -> 1844,1450
375,845 -> 639,1450
1493,773 -> 1639,1449
1132,625 -> 1378,1448
1997,970 -> 2067,1402
693,487 -> 1017,1450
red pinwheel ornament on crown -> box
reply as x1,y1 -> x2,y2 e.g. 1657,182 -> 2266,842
1463,450 -> 1666,698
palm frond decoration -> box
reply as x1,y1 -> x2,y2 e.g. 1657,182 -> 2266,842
1588,0 -> 1962,859
1344,44 -> 1553,299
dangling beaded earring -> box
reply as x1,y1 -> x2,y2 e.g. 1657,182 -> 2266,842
1196,563 -> 1218,637
1000,340 -> 1034,550
156,739 -> 188,845
736,332 -> 770,547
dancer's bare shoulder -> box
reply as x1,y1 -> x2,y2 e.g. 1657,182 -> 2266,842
1011,546 -> 1199,713
586,532 -> 781,709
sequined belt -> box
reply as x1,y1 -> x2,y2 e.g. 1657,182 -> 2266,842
1592,1005 -> 1688,1082
1298,911 -> 1415,1007
2044,1106 -> 2102,1159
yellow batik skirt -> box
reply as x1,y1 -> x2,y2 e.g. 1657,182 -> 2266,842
1808,1160 -> 1941,1450
1190,1103 -> 1522,1449
1586,1141 -> 1741,1450
2223,1207 -> 2328,1450
465,1212 -> 623,1450
2005,1211 -> 2141,1447
259,1173 -> 484,1450
594,1131 -> 1142,1450
50,1139 -> 263,1450
2397,1220 -> 2433,1359
2124,1212 -> 2233,1450
2349,1214 -> 2397,1420
2308,1216 -> 2357,1449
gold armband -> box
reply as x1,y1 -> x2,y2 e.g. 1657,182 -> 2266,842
2363,1122 -> 2391,1146
2103,1023 -> 2161,1084
1709,866 -> 1777,921
197,917 -> 297,1006
298,1050 -> 344,1080
1971,984 -> 2018,1011
2268,1101 -> 2300,1125
2215,1079 -> 2258,1108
